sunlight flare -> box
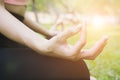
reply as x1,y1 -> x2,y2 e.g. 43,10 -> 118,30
92,15 -> 105,28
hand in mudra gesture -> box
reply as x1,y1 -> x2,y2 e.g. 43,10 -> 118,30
44,23 -> 109,61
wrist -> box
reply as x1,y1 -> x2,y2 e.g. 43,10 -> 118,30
45,31 -> 56,39
35,39 -> 52,53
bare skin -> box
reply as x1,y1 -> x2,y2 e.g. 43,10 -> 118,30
0,0 -> 109,61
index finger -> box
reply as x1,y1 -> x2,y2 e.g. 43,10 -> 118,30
56,24 -> 82,41
73,22 -> 86,53
80,35 -> 109,60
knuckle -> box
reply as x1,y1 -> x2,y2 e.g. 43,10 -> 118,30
90,57 -> 96,60
68,27 -> 77,34
67,29 -> 74,35
81,40 -> 86,46
89,54 -> 96,60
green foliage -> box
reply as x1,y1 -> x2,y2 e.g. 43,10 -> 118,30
68,25 -> 120,80
27,0 -> 120,15
27,0 -> 62,12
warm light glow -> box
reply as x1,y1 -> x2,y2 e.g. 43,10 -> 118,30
92,15 -> 105,28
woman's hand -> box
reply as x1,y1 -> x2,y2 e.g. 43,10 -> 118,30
45,24 -> 83,59
44,23 -> 109,61
79,35 -> 109,60
47,15 -> 65,39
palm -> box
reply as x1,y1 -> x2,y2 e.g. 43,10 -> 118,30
47,23 -> 109,60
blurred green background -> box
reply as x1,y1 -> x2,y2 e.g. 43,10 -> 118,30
27,0 -> 120,80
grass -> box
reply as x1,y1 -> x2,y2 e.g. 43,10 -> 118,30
44,23 -> 120,80
68,24 -> 120,80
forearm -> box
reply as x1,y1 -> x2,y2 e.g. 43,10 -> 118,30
23,14 -> 53,38
0,6 -> 50,54
0,6 -> 77,60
